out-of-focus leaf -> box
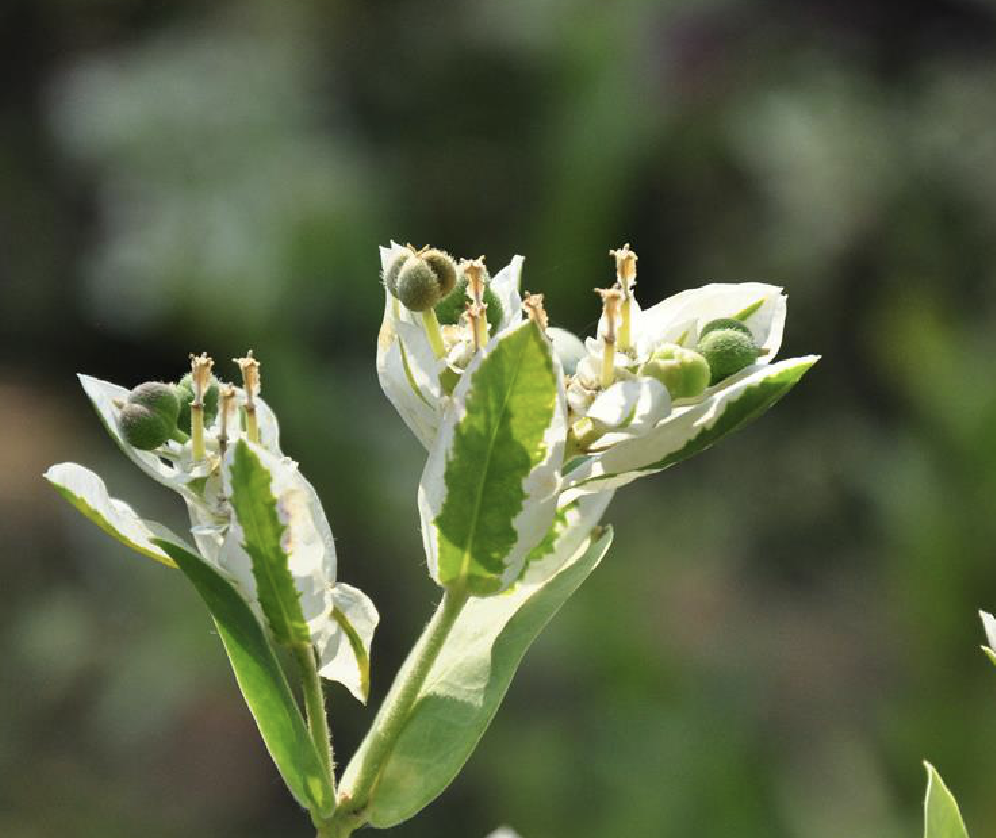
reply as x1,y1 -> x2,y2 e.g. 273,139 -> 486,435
923,762 -> 970,838
342,526 -> 613,828
155,539 -> 333,817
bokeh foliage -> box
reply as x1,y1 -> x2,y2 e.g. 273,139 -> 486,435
2,0 -> 996,836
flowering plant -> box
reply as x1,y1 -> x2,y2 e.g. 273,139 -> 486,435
47,242 -> 816,836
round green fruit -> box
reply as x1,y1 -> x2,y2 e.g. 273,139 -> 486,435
641,344 -> 711,399
434,274 -> 504,332
697,328 -> 759,384
699,317 -> 753,339
383,250 -> 412,296
396,258 -> 444,312
128,381 -> 180,425
421,249 -> 458,297
118,403 -> 172,450
174,373 -> 220,433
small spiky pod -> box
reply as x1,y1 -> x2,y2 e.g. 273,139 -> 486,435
697,328 -> 760,384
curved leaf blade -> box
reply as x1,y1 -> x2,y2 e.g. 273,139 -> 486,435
346,526 -> 613,828
923,762 -> 970,838
45,462 -> 179,567
227,440 -> 310,646
155,539 -> 333,816
563,355 -> 818,499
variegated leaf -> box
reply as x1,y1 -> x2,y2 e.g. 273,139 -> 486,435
45,462 -> 185,567
562,355 -> 818,501
418,321 -> 567,595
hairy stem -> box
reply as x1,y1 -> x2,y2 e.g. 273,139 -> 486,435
294,643 -> 335,816
336,588 -> 470,823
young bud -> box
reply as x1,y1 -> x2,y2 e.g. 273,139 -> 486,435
641,344 -> 710,399
699,317 -> 753,339
697,328 -> 760,384
174,373 -> 220,433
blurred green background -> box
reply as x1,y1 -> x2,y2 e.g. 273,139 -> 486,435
2,0 -> 996,836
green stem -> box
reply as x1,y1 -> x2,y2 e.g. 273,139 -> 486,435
294,643 -> 335,815
336,589 -> 470,823
422,308 -> 446,359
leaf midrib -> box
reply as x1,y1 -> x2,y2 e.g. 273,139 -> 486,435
233,445 -> 302,643
455,333 -> 533,585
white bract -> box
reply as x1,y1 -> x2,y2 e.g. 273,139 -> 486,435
560,281 -> 816,500
376,243 -> 818,591
46,365 -> 377,702
376,242 -> 525,449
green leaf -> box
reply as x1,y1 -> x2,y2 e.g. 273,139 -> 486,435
923,762 -> 970,838
154,539 -> 334,816
563,356 -> 818,498
45,462 -> 181,567
343,526 -> 614,827
227,440 -> 310,646
421,321 -> 566,594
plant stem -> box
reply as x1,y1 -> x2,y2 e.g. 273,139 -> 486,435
294,643 -> 335,813
337,588 -> 470,820
422,308 -> 446,359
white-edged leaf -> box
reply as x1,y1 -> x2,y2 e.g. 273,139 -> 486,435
44,462 -> 185,567
154,539 -> 334,816
340,526 -> 614,828
224,440 -> 312,646
418,321 -> 567,595
923,762 -> 970,838
586,378 -> 671,436
317,582 -> 380,703
562,355 -> 818,501
636,282 -> 786,361
78,374 -> 191,491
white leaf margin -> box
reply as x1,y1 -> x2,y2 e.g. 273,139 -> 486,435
44,461 -> 187,567
419,321 -> 568,593
561,355 -> 819,502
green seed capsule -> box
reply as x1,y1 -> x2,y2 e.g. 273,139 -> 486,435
641,344 -> 711,399
384,249 -> 412,296
699,317 -> 753,339
434,274 -> 504,332
697,328 -> 760,384
396,258 -> 445,312
129,381 -> 180,425
174,373 -> 220,433
421,249 -> 458,297
118,403 -> 172,450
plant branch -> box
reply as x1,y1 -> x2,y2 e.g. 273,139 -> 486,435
335,588 -> 470,824
294,643 -> 335,816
